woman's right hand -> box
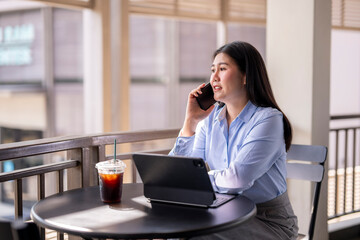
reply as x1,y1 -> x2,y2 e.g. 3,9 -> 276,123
180,83 -> 215,137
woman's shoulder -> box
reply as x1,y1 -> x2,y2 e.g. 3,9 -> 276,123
246,104 -> 285,136
252,104 -> 283,122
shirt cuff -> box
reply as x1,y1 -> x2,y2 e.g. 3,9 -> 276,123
208,170 -> 240,194
170,135 -> 195,156
208,170 -> 221,193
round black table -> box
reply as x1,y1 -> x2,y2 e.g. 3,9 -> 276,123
31,184 -> 256,239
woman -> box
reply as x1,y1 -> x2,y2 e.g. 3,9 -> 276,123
169,41 -> 298,239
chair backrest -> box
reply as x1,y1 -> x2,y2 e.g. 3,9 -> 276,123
11,221 -> 41,240
0,219 -> 40,240
0,219 -> 14,240
286,144 -> 328,240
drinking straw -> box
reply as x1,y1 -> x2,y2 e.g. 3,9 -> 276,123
114,139 -> 117,163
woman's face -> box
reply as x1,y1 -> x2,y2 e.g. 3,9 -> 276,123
210,53 -> 247,105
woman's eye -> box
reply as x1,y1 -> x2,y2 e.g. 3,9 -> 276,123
220,67 -> 226,71
211,68 -> 215,73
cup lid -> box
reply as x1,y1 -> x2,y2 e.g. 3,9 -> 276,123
95,159 -> 126,174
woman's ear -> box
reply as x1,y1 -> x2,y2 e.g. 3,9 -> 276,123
243,75 -> 247,85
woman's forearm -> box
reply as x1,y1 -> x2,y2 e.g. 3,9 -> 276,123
179,118 -> 199,137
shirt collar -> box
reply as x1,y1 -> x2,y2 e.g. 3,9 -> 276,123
215,104 -> 227,122
238,101 -> 257,122
215,101 -> 257,123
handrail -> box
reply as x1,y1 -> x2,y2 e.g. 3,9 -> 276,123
330,126 -> 360,131
330,114 -> 360,120
0,128 -> 180,161
0,160 -> 79,182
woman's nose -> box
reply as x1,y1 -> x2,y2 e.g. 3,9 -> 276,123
211,71 -> 219,82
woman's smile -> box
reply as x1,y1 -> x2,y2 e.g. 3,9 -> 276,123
213,84 -> 222,91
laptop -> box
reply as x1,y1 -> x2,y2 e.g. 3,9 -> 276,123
131,153 -> 236,208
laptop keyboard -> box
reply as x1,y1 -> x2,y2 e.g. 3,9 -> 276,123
210,193 -> 236,207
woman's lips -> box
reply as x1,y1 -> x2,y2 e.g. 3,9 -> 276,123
213,85 -> 222,91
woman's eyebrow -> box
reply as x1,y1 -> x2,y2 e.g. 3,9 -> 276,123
211,62 -> 229,67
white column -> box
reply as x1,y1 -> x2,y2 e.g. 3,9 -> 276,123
217,0 -> 229,48
166,19 -> 181,128
83,0 -> 107,134
109,0 -> 130,132
267,0 -> 331,239
43,7 -> 55,138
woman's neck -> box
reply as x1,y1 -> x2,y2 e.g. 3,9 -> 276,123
226,98 -> 249,126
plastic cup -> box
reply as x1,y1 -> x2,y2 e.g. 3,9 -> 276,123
95,159 -> 126,203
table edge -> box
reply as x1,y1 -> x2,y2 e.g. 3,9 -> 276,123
30,184 -> 257,239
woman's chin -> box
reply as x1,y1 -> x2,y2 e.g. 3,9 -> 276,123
214,95 -> 222,102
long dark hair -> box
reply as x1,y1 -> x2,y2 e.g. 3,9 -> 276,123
214,41 -> 292,151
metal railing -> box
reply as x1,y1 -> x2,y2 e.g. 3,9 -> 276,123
328,114 -> 360,220
2,119 -> 360,237
0,128 -> 179,240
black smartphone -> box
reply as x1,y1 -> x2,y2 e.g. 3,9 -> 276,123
195,83 -> 216,110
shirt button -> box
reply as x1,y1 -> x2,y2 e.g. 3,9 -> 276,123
224,158 -> 226,162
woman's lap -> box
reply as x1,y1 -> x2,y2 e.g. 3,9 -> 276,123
190,191 -> 298,240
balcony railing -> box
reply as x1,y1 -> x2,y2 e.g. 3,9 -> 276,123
0,128 -> 179,240
1,117 -> 360,239
328,114 -> 360,220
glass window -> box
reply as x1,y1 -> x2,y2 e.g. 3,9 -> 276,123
53,8 -> 83,83
178,20 -> 217,123
130,15 -> 169,130
130,15 -> 168,83
53,8 -> 84,136
179,20 -> 217,82
330,29 -> 360,116
0,9 -> 43,85
0,8 -> 46,140
227,23 -> 266,61
0,7 -> 84,137
129,16 -> 217,131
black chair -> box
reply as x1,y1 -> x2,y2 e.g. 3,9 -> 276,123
0,219 -> 14,240
0,219 -> 40,240
286,144 -> 328,240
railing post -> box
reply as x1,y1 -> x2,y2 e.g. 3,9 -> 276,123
66,149 -> 82,240
58,170 -> 64,193
81,147 -> 91,188
37,173 -> 46,239
335,130 -> 339,216
66,149 -> 82,191
14,179 -> 22,219
66,146 -> 99,189
343,130 -> 348,214
83,146 -> 99,187
95,145 -> 105,186
352,129 -> 356,212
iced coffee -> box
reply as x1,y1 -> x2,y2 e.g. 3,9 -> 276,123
95,160 -> 126,203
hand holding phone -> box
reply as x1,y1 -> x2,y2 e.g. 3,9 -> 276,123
195,83 -> 216,110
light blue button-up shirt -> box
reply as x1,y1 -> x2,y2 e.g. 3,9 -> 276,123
169,101 -> 287,204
